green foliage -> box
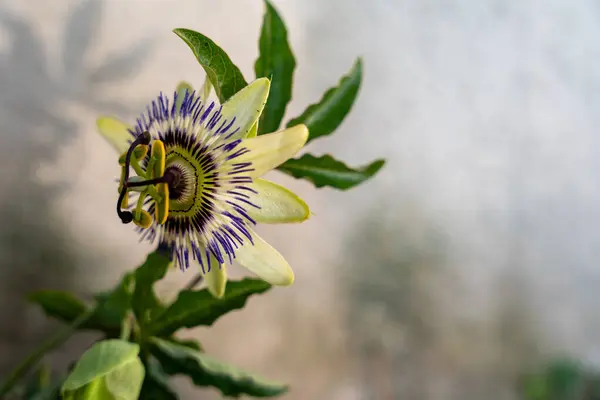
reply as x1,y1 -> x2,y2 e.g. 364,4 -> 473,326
150,338 -> 288,398
28,273 -> 134,336
21,365 -> 62,400
287,58 -> 363,143
255,0 -> 296,134
166,337 -> 203,353
28,291 -> 87,324
7,3 -> 387,399
150,278 -> 271,336
139,358 -> 178,400
91,272 -> 135,333
131,250 -> 171,333
173,5 -> 384,190
172,28 -> 247,103
27,382 -> 61,400
521,358 -> 600,400
279,154 -> 386,190
62,340 -> 144,400
275,57 -> 383,190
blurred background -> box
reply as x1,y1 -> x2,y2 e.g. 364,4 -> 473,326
1,0 -> 600,399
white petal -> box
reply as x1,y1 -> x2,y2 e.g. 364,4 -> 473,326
236,125 -> 308,178
96,117 -> 133,154
246,179 -> 310,224
204,263 -> 227,298
221,78 -> 270,140
235,232 -> 294,286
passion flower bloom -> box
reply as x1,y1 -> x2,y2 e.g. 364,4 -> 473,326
96,77 -> 310,297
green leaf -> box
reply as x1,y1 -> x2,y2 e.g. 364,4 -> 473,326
139,358 -> 178,400
62,340 -> 144,400
150,338 -> 288,398
544,359 -> 584,398
173,28 -> 247,103
28,291 -> 88,323
167,337 -> 203,353
254,0 -> 296,134
103,358 -> 145,400
287,58 -> 362,143
278,153 -> 385,190
27,380 -> 62,400
132,250 -> 171,332
23,364 -> 54,400
29,274 -> 134,336
62,340 -> 139,390
63,377 -> 113,400
88,273 -> 134,333
150,278 -> 271,337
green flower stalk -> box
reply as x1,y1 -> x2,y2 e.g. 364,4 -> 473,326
97,77 -> 310,298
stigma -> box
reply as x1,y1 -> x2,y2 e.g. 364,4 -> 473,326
117,134 -> 171,228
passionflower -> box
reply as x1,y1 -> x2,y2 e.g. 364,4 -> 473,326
96,77 -> 310,297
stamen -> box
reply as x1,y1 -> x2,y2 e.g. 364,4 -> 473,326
126,175 -> 171,188
116,131 -> 152,224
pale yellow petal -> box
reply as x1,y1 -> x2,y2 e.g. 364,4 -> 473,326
246,121 -> 258,139
175,81 -> 194,110
236,125 -> 308,177
220,78 -> 270,139
235,232 -> 294,286
204,263 -> 227,298
201,77 -> 213,103
246,179 -> 310,224
96,116 -> 133,154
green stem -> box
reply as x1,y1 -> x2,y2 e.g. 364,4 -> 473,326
120,313 -> 134,341
134,191 -> 148,220
130,156 -> 146,178
0,309 -> 95,397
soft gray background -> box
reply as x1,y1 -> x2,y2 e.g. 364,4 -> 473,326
1,0 -> 599,399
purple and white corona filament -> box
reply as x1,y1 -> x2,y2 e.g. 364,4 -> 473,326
142,89 -> 262,270
100,78 -> 310,296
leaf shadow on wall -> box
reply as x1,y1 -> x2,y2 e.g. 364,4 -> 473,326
0,0 -> 153,375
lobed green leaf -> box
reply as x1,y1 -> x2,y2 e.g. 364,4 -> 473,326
150,338 -> 287,398
28,291 -> 88,324
150,278 -> 271,337
89,273 -> 134,333
139,358 -> 178,400
173,28 -> 247,103
254,0 -> 296,134
28,273 -> 134,336
131,250 -> 171,332
278,153 -> 385,190
287,58 -> 362,142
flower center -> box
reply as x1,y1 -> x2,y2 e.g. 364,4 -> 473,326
164,165 -> 187,201
114,89 -> 263,271
162,153 -> 201,213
